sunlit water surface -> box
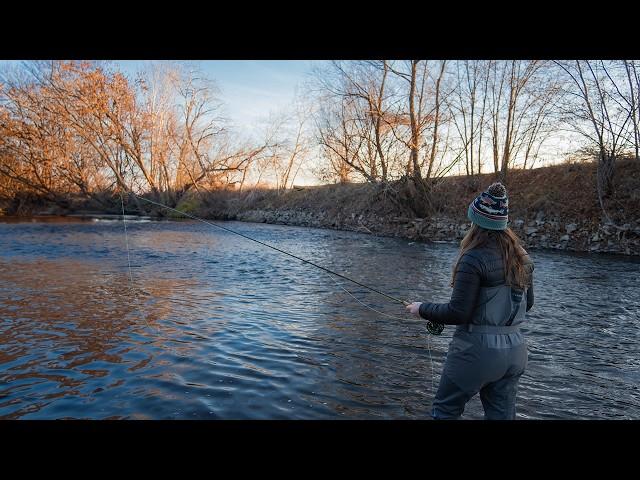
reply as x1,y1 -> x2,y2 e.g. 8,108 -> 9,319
1,216 -> 639,419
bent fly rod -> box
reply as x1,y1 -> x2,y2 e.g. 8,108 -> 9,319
123,191 -> 444,335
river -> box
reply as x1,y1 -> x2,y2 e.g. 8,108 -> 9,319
1,216 -> 639,419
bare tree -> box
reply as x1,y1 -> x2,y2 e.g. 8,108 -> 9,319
555,60 -> 636,221
447,60 -> 491,176
316,96 -> 369,182
279,101 -> 313,190
0,60 -> 280,211
480,60 -> 564,180
0,61 -> 130,205
621,60 -> 639,160
134,62 -> 278,202
310,61 -> 405,182
381,60 -> 451,181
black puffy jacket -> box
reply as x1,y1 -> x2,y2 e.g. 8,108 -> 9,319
419,239 -> 534,326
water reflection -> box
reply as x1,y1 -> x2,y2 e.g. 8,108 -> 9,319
0,218 -> 639,419
0,255 -> 223,419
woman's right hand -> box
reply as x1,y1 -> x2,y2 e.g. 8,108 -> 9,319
405,302 -> 422,318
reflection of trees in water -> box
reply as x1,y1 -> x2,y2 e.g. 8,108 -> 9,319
0,257 -> 220,419
0,216 -> 94,224
128,227 -> 219,256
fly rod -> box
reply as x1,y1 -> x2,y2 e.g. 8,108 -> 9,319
124,191 -> 444,335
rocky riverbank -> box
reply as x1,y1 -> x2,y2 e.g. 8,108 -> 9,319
4,158 -> 640,256
231,208 -> 640,256
188,158 -> 640,256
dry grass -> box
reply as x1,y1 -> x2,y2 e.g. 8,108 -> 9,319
195,158 -> 640,226
4,158 -> 639,227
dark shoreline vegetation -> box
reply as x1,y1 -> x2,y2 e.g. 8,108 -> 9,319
3,158 -> 640,256
2,61 -> 640,256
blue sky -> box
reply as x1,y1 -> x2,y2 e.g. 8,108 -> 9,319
115,60 -> 325,185
0,60 -> 326,185
0,60 -> 581,183
1,59 -> 322,133
115,60 -> 323,135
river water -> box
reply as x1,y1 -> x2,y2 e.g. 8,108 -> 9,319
1,216 -> 639,419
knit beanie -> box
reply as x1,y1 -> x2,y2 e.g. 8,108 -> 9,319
467,182 -> 509,230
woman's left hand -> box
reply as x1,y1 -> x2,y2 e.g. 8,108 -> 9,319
405,302 -> 422,318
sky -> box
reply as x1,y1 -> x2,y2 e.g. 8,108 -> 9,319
0,59 -> 326,185
116,60 -> 326,186
0,59 -> 323,136
0,60 -> 586,185
115,60 -> 323,136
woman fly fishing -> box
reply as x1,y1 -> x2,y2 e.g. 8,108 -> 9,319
127,182 -> 533,420
406,182 -> 534,420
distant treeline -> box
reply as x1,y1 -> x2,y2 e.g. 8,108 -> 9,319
1,60 -> 639,220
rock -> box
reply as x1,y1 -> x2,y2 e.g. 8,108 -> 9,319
525,227 -> 539,235
566,223 -> 578,234
591,233 -> 599,242
514,219 -> 525,228
560,235 -> 570,242
535,210 -> 545,222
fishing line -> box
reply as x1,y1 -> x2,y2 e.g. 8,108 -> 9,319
325,270 -> 438,395
427,333 -> 435,396
128,192 -> 412,308
125,191 -> 443,335
322,269 -> 413,322
120,191 -> 134,286
119,191 -> 193,359
120,190 -> 156,333
120,191 -> 441,396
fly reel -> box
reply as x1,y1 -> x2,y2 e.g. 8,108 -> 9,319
426,320 -> 444,335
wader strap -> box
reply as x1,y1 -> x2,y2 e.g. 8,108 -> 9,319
464,324 -> 521,334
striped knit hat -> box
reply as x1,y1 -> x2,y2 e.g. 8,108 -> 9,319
467,182 -> 509,230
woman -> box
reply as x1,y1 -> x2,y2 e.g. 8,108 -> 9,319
406,182 -> 534,420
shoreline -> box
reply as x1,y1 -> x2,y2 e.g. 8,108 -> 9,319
3,159 -> 640,256
5,207 -> 639,257
230,208 -> 640,256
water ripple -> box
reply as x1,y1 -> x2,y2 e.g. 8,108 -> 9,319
1,218 -> 639,418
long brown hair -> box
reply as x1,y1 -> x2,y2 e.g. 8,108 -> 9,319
451,223 -> 530,288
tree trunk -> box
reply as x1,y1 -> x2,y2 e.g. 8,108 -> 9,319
409,60 -> 421,180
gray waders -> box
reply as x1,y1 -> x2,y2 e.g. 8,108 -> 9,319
432,283 -> 529,420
